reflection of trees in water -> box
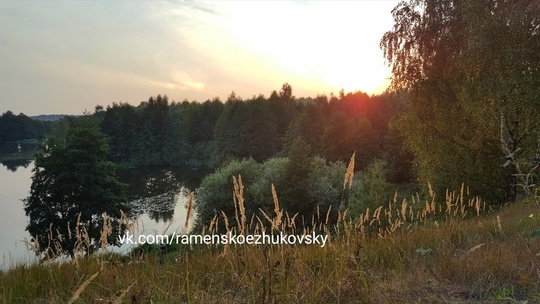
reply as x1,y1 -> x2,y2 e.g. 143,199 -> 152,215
141,170 -> 178,198
148,209 -> 174,223
118,165 -> 206,224
0,142 -> 41,172
119,168 -> 181,200
127,191 -> 177,223
1,159 -> 31,172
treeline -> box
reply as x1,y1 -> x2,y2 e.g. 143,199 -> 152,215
97,95 -> 223,167
93,84 -> 413,232
0,111 -> 52,143
95,84 -> 412,183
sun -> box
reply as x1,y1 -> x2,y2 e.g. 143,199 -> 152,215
319,67 -> 374,94
316,51 -> 391,95
211,1 -> 395,96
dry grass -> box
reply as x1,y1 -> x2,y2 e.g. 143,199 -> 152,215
2,155 -> 540,303
3,199 -> 539,303
67,271 -> 99,304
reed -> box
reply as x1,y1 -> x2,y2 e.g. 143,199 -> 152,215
66,271 -> 99,304
183,191 -> 194,234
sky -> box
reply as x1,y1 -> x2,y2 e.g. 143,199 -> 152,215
0,0 -> 399,116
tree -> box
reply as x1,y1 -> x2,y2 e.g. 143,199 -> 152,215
212,95 -> 280,165
455,0 -> 540,198
321,112 -> 379,169
346,160 -> 394,220
101,102 -> 140,163
380,0 -> 540,202
282,137 -> 314,224
282,104 -> 326,155
306,156 -> 346,225
0,111 -> 47,143
194,154 -> 347,232
279,82 -> 296,127
139,95 -> 173,165
211,98 -> 247,165
194,158 -> 260,232
242,97 -> 280,161
24,117 -> 128,258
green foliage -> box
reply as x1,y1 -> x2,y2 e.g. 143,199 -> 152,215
307,157 -> 346,207
93,82 -> 400,178
282,103 -> 326,155
306,156 -> 347,223
0,111 -> 49,143
346,160 -> 395,220
281,137 -> 314,222
194,158 -> 261,231
381,0 -> 540,203
23,117 -> 128,258
249,157 -> 290,215
209,84 -> 395,171
101,102 -> 140,163
211,95 -> 281,166
99,96 -> 225,167
321,110 -> 379,170
382,127 -> 414,184
194,154 -> 347,232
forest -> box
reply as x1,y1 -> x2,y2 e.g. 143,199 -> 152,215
0,111 -> 51,144
94,87 -> 404,174
11,86 -> 413,239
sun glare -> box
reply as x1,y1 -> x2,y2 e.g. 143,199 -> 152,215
317,49 -> 391,95
214,1 -> 394,96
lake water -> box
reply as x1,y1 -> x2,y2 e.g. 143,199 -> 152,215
0,154 -> 208,269
0,159 -> 36,268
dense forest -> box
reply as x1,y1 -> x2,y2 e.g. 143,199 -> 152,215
8,85 -> 414,255
94,85 -> 411,181
0,111 -> 52,143
92,86 -> 414,231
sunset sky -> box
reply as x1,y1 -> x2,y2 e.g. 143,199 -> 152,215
0,1 -> 399,116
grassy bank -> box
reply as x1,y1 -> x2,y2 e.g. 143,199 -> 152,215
2,193 -> 540,303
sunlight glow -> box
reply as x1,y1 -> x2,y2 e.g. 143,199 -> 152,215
214,1 -> 395,95
0,1 -> 398,114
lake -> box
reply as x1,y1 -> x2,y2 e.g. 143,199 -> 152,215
0,147 -> 208,269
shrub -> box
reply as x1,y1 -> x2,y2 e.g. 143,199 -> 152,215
346,160 -> 395,220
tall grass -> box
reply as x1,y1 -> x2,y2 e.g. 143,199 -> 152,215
2,154 -> 539,303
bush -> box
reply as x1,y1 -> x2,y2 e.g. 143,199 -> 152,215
194,155 -> 347,232
346,160 -> 395,220
194,158 -> 260,232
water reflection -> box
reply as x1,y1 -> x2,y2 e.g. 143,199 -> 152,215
112,167 -> 207,255
0,160 -> 38,268
0,142 -> 41,172
1,159 -> 32,172
1,158 -> 208,267
118,166 -> 209,224
129,191 -> 176,223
